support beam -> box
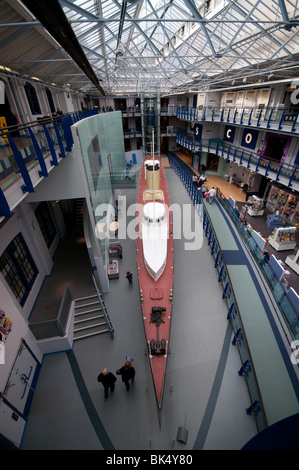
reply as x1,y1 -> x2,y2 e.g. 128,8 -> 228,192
21,0 -> 106,95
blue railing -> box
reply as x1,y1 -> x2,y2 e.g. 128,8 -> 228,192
175,131 -> 299,188
0,109 -> 98,218
176,105 -> 299,132
217,190 -> 299,341
167,151 -> 268,431
168,151 -> 299,340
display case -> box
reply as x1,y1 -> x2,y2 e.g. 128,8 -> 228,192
268,226 -> 297,251
247,195 -> 264,216
285,248 -> 299,274
266,185 -> 299,226
108,259 -> 119,279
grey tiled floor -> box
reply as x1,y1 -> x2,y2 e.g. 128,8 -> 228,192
21,167 -> 258,450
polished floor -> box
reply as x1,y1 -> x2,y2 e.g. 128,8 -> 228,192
21,164 -> 261,451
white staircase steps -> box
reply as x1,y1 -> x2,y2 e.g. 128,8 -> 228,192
73,294 -> 110,340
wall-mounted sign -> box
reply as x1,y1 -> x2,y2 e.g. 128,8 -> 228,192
223,125 -> 235,143
191,122 -> 202,139
241,128 -> 259,149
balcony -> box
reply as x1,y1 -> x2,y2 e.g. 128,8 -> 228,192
176,105 -> 299,134
175,131 -> 299,192
0,110 -> 98,221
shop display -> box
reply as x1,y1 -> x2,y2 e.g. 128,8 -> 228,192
268,226 -> 297,251
108,259 -> 119,279
267,212 -> 284,228
285,248 -> 299,275
247,195 -> 264,216
109,242 -> 123,258
266,185 -> 299,226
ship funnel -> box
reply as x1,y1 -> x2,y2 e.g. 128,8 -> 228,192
146,161 -> 160,190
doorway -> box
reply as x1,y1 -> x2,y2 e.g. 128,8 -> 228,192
262,133 -> 291,163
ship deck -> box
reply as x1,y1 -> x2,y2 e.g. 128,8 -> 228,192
136,158 -> 174,407
20,159 -> 287,451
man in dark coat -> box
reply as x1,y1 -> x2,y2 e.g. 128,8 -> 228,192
116,359 -> 135,390
97,368 -> 117,399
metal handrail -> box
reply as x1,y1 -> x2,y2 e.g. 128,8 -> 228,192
92,274 -> 114,338
216,189 -> 299,340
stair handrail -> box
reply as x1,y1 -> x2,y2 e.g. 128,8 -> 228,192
92,274 -> 114,338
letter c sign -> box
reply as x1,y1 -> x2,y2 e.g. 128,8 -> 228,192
224,125 -> 235,143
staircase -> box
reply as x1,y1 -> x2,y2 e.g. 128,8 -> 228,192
74,293 -> 113,340
75,198 -> 84,226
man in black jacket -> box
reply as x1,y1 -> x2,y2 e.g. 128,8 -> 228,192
97,368 -> 117,399
116,359 -> 135,391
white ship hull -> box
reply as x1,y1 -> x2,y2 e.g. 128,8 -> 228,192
141,201 -> 168,281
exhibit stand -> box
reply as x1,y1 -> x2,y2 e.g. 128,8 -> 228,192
108,259 -> 119,279
268,226 -> 297,251
266,185 -> 299,227
247,195 -> 264,216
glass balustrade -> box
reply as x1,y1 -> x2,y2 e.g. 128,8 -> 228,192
175,132 -> 299,186
217,190 -> 299,340
176,105 -> 299,130
0,110 -> 98,218
169,152 -> 299,431
29,285 -> 73,340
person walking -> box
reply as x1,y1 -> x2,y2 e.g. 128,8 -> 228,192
208,187 -> 216,204
116,357 -> 135,391
97,368 -> 117,399
126,271 -> 133,284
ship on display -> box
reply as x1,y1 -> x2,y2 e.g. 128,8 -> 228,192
136,133 -> 174,410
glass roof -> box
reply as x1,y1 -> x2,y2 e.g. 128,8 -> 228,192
1,0 -> 299,96
61,0 -> 299,95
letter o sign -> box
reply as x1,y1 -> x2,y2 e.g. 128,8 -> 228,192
245,132 -> 252,144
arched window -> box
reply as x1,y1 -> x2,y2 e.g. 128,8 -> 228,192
46,88 -> 55,114
24,82 -> 41,115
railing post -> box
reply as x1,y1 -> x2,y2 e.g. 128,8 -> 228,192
278,109 -> 286,130
28,127 -> 48,177
291,110 -> 299,132
267,109 -> 273,128
0,187 -> 12,218
6,133 -> 34,193
42,124 -> 58,166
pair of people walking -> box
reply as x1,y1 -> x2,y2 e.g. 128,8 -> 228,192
97,357 -> 135,399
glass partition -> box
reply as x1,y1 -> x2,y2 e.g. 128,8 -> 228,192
29,285 -> 73,340
72,112 -> 126,257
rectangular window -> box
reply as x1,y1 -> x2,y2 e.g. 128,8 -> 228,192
0,233 -> 38,306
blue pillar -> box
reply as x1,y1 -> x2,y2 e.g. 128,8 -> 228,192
238,360 -> 250,376
53,122 -> 66,158
227,302 -> 235,320
246,400 -> 260,416
6,133 -> 34,193
42,124 -> 58,166
232,327 -> 242,345
27,127 -> 48,177
291,111 -> 299,132
0,187 -> 12,218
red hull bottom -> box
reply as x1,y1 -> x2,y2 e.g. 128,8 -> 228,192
136,158 -> 174,408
